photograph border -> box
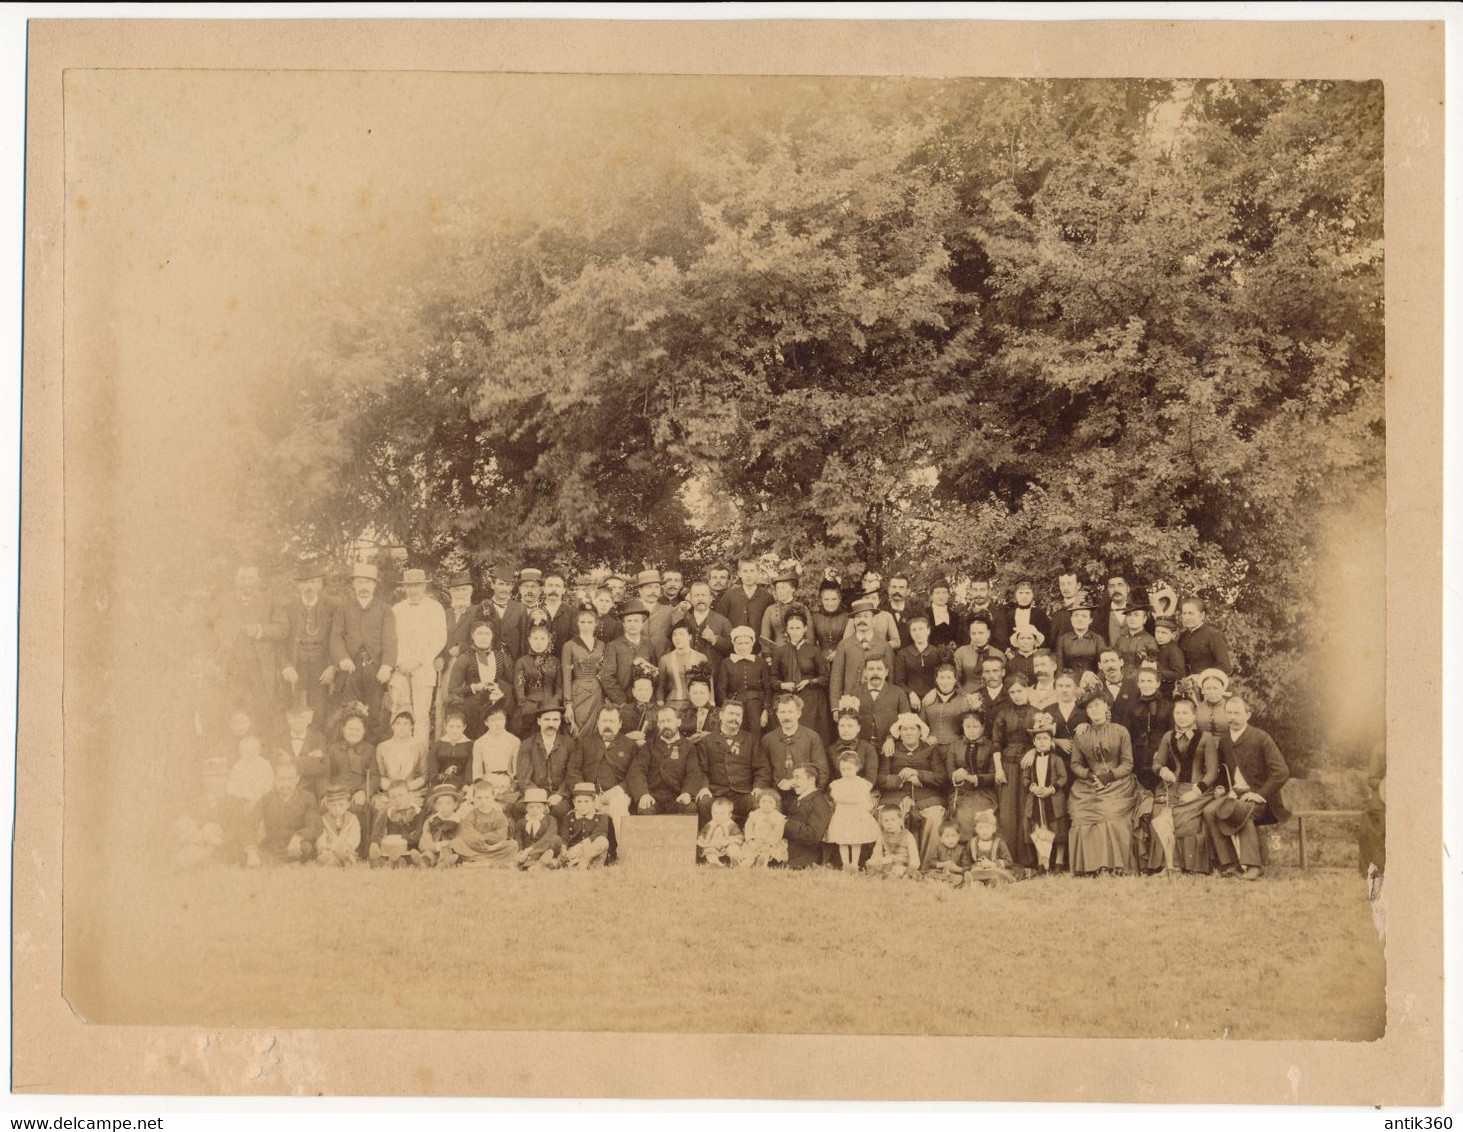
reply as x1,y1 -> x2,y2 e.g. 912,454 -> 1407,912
13,16 -> 1444,1103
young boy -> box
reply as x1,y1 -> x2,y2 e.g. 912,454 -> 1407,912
369,777 -> 423,868
316,785 -> 361,867
679,676 -> 719,741
866,804 -> 921,879
413,783 -> 464,867
513,786 -> 564,869
449,777 -> 518,866
922,821 -> 970,887
428,710 -> 474,789
1152,617 -> 1188,699
557,782 -> 612,868
697,795 -> 745,867
245,761 -> 322,867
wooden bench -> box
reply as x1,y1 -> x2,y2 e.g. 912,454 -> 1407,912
1289,809 -> 1365,869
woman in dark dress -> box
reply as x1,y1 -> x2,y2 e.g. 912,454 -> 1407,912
811,580 -> 850,671
447,621 -> 514,739
771,606 -> 830,745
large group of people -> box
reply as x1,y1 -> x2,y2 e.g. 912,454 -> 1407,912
181,556 -> 1290,881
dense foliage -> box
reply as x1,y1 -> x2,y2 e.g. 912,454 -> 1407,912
255,78 -> 1383,759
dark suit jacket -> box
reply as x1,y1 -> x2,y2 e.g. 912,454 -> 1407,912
783,790 -> 833,868
1179,622 -> 1232,675
685,608 -> 735,676
696,729 -> 765,795
1218,725 -> 1290,823
329,596 -> 398,669
1000,602 -> 1051,647
440,604 -> 477,663
515,731 -> 576,798
454,599 -> 531,661
568,734 -> 648,800
644,735 -> 707,799
856,683 -> 907,746
603,634 -> 659,705
281,597 -> 338,674
721,585 -> 775,635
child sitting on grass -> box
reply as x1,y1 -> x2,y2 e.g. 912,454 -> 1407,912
413,784 -> 463,868
369,777 -> 423,868
967,809 -> 1017,886
866,804 -> 921,880
449,776 -> 518,867
697,795 -> 745,866
316,786 -> 361,867
558,782 -> 612,868
922,821 -> 969,887
514,787 -> 564,869
739,787 -> 788,868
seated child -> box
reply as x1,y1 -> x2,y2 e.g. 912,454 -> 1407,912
428,710 -> 474,789
449,776 -> 518,867
245,761 -> 321,867
697,795 -> 745,867
513,787 -> 564,869
825,749 -> 881,870
202,708 -> 255,806
413,783 -> 464,868
866,804 -> 921,880
557,782 -> 612,868
921,820 -> 970,887
369,777 -> 423,868
316,785 -> 362,867
967,809 -> 1017,886
217,734 -> 276,862
738,787 -> 788,868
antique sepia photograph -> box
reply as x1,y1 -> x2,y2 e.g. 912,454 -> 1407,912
12,14 -> 1447,1107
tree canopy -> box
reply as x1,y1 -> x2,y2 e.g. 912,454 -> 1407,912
254,77 -> 1384,760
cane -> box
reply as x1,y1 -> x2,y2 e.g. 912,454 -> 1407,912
362,762 -> 376,860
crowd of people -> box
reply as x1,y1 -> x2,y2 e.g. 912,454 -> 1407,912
180,556 -> 1290,881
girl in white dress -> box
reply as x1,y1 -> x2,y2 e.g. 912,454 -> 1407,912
825,751 -> 881,869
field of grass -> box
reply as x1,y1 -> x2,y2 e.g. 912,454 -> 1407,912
73,860 -> 1385,1041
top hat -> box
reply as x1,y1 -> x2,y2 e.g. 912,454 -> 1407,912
445,571 -> 474,589
536,700 -> 566,718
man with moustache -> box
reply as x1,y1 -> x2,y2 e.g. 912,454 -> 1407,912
829,594 -> 897,710
759,693 -> 829,804
693,699 -> 766,823
684,580 -> 734,677
539,571 -> 578,654
962,577 -> 1006,650
514,702 -> 577,820
636,569 -> 677,657
706,565 -> 733,616
329,563 -> 398,725
1088,647 -> 1140,729
853,656 -> 907,749
517,567 -> 544,614
1097,574 -> 1146,645
639,705 -> 706,816
280,559 -> 338,718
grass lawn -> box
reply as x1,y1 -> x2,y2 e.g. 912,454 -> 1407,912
74,862 -> 1385,1040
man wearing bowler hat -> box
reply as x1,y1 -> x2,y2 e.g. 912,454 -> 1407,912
634,569 -> 675,656
392,568 -> 448,742
328,562 -> 398,726
280,559 -> 338,719
514,701 -> 577,820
